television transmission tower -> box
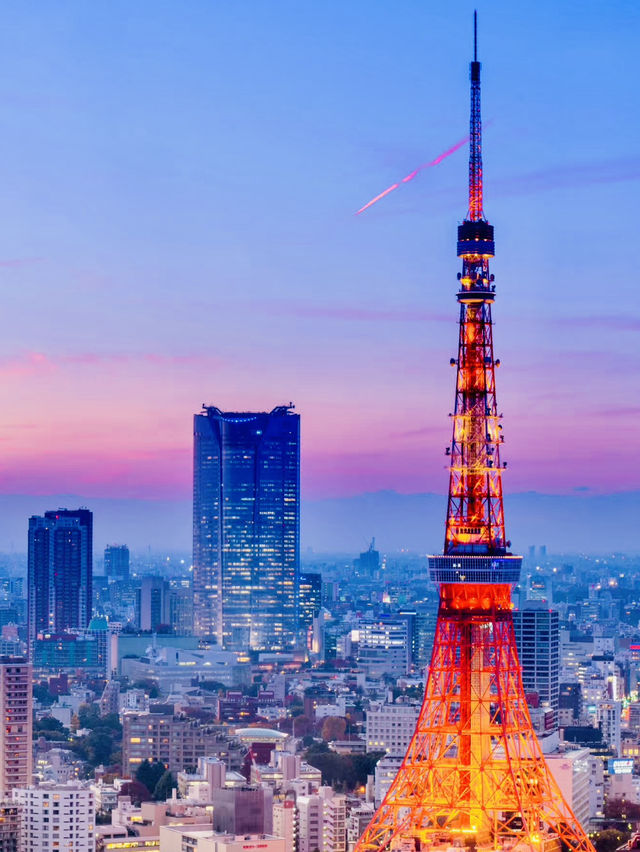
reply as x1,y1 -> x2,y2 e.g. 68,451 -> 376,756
355,14 -> 595,852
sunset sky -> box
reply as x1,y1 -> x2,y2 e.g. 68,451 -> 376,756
0,0 -> 637,510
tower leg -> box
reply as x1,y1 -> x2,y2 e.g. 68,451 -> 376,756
355,585 -> 594,852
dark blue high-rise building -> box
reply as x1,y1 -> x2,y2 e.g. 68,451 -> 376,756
298,571 -> 322,631
193,405 -> 300,651
104,544 -> 130,580
27,508 -> 93,648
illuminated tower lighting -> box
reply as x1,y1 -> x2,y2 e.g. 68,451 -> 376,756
355,15 -> 595,852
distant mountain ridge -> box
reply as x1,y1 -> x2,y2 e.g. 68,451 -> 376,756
0,489 -> 635,555
304,490 -> 640,555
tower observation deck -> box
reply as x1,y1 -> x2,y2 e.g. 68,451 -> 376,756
354,14 -> 595,852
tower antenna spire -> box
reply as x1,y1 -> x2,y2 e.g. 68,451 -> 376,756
474,9 -> 478,61
468,10 -> 484,221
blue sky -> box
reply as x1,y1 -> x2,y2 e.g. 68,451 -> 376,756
0,0 -> 636,504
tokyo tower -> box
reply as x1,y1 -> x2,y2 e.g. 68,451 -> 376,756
355,16 -> 595,852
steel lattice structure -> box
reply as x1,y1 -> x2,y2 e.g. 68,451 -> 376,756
355,16 -> 595,852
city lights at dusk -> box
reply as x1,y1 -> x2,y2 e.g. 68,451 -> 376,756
0,7 -> 638,852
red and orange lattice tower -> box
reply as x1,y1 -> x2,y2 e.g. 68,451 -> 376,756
355,16 -> 595,852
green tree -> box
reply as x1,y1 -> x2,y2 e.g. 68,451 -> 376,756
153,770 -> 177,801
33,683 -> 55,707
593,829 -> 630,852
34,717 -> 67,738
98,713 -> 122,734
78,703 -> 101,729
604,798 -> 640,821
84,730 -> 114,766
304,747 -> 384,792
136,760 -> 166,794
304,750 -> 347,788
351,752 -> 385,785
132,679 -> 159,699
306,741 -> 329,755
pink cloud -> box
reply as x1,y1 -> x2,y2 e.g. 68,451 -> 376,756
594,406 -> 640,417
388,425 -> 442,439
562,315 -> 640,332
0,351 -> 57,377
260,301 -> 450,324
493,155 -> 640,198
0,257 -> 43,268
0,349 -> 220,377
0,448 -> 191,501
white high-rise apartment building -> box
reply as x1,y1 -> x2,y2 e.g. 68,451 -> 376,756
347,802 -> 374,852
320,787 -> 346,852
597,700 -> 621,756
545,748 -> 592,829
297,794 -> 322,852
14,781 -> 95,852
0,658 -> 32,797
374,755 -> 403,807
272,799 -> 297,850
366,702 -> 420,755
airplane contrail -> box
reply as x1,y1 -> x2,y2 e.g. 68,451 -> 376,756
355,135 -> 469,215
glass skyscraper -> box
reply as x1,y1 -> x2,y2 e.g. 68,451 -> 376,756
104,544 -> 130,580
193,405 -> 300,651
27,508 -> 93,648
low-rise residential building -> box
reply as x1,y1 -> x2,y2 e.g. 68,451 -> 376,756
374,755 -> 403,807
159,828 -> 284,852
354,620 -> 410,678
366,702 -> 420,755
347,802 -> 375,852
99,681 -> 120,716
0,800 -> 19,852
119,688 -> 150,714
95,824 -> 158,852
13,781 -> 95,852
122,711 -> 225,776
90,780 -> 119,814
212,787 -> 272,835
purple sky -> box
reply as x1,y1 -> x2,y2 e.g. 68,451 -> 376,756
0,1 -> 637,511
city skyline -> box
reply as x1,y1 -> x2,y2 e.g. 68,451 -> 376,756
0,10 -> 636,850
0,3 -> 636,547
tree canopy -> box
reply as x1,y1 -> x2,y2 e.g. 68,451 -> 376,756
153,770 -> 177,801
136,760 -> 166,796
321,716 -> 347,742
118,780 -> 150,805
304,747 -> 384,791
592,828 -> 631,852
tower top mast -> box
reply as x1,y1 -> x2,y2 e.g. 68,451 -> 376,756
474,8 -> 477,61
468,9 -> 484,222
